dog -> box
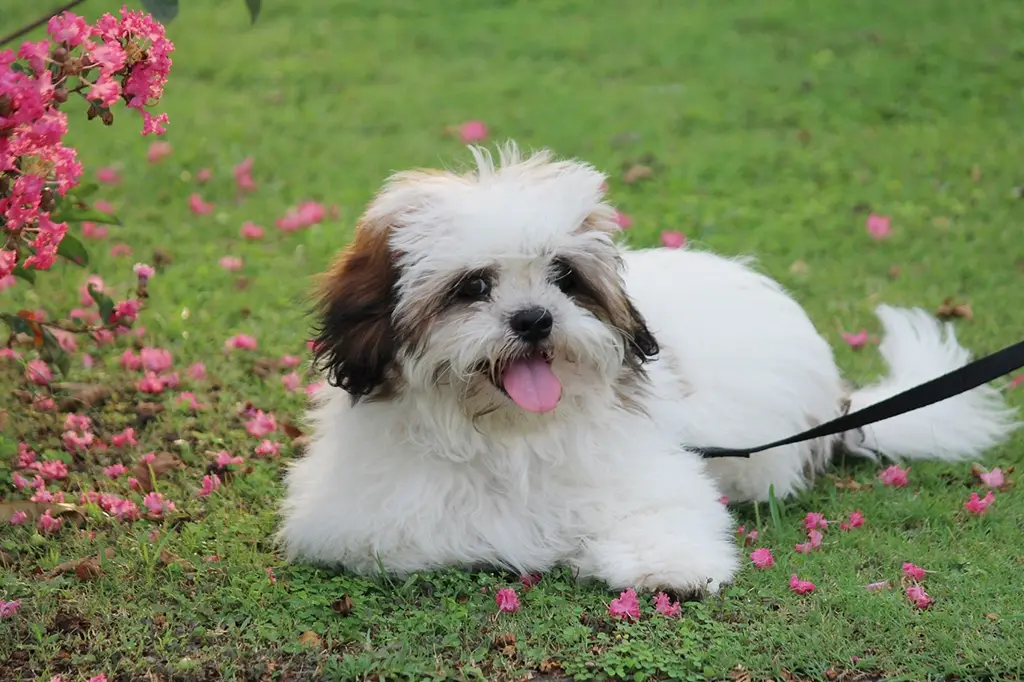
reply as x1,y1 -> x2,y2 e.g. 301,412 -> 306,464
278,143 -> 1017,595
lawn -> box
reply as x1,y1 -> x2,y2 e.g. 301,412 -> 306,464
2,0 -> 1024,680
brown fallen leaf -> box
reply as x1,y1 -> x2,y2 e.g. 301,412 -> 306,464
936,297 -> 973,321
158,548 -> 194,572
493,633 -> 516,650
789,260 -> 810,276
282,420 -> 304,440
971,165 -> 983,183
53,384 -> 112,409
131,451 -> 185,493
74,558 -> 103,581
985,612 -> 999,621
828,475 -> 866,492
0,501 -> 86,524
297,630 -> 322,648
621,164 -> 654,184
135,401 -> 165,420
51,548 -> 115,579
252,357 -> 279,379
152,247 -> 173,268
888,265 -> 902,280
52,611 -> 90,634
331,594 -> 354,616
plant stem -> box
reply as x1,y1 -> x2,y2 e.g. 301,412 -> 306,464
0,0 -> 89,48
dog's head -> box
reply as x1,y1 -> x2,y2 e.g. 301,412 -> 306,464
312,143 -> 658,418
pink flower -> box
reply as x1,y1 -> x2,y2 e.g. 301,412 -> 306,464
964,491 -> 995,515
136,372 -> 166,394
112,299 -> 141,325
110,427 -> 137,448
276,201 -> 326,232
240,222 -> 264,239
175,392 -> 205,410
197,474 -> 221,497
88,675 -> 109,682
1009,373 -> 1024,391
306,381 -> 324,397
35,459 -> 68,481
47,12 -> 90,45
613,210 -> 633,229
254,439 -> 281,458
189,193 -> 215,216
94,200 -> 116,215
905,585 -> 933,609
215,450 -> 244,467
803,512 -> 828,531
25,360 -> 52,386
866,214 -> 892,240
495,587 -> 520,613
520,573 -> 542,589
750,548 -> 775,569
841,330 -> 869,349
865,580 -> 891,592
978,467 -> 1005,489
660,231 -> 686,248
0,600 -> 21,618
266,567 -> 276,584
245,410 -> 277,437
82,354 -> 95,369
608,588 -> 640,621
38,509 -> 63,534
110,243 -> 133,258
902,562 -> 927,581
65,413 -> 91,432
196,168 -> 213,183
133,262 -> 155,283
719,495 -> 729,505
840,510 -> 865,531
789,574 -> 816,595
82,222 -> 109,239
281,371 -> 301,392
16,443 -> 37,468
143,492 -> 175,518
187,362 -> 207,380
219,256 -> 243,271
879,465 -> 910,488
225,334 -> 258,351
103,463 -> 128,479
0,275 -> 16,291
808,529 -> 824,549
744,529 -> 759,545
459,120 -> 489,143
147,141 -> 172,163
10,511 -> 29,526
653,592 -> 681,617
234,157 -> 257,193
96,167 -> 121,184
140,347 -> 172,373
794,541 -> 814,554
280,354 -> 301,368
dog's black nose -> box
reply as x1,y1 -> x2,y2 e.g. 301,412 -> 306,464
509,307 -> 554,342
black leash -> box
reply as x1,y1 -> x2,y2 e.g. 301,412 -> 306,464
694,338 -> 1024,459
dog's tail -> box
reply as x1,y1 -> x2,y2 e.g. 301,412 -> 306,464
840,305 -> 1018,462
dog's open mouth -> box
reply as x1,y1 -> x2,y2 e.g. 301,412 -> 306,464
489,350 -> 562,414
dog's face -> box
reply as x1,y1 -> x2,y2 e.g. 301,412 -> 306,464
313,144 -> 658,418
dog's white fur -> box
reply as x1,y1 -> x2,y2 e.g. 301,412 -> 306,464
278,144 -> 1017,594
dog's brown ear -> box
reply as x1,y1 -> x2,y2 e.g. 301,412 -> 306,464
623,299 -> 659,367
312,222 -> 400,398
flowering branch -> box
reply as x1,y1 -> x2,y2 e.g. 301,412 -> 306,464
0,0 -> 89,48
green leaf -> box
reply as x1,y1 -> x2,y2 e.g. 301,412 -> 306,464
88,283 -> 115,324
245,0 -> 262,23
56,233 -> 89,267
40,328 -> 70,377
51,206 -> 123,226
0,312 -> 32,336
140,0 -> 179,22
767,484 -> 783,532
12,266 -> 35,284
69,182 -> 100,201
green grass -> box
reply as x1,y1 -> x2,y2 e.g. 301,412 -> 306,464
2,0 -> 1024,680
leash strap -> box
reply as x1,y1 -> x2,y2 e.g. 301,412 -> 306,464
694,338 -> 1024,459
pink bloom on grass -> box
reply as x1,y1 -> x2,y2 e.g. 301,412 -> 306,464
865,580 -> 891,592
613,210 -> 633,230
520,573 -> 542,589
789,574 -> 816,595
867,214 -> 892,240
750,548 -> 775,569
978,467 -> 1005,489
660,231 -> 686,248
188,193 -> 215,216
964,491 -> 995,515
10,511 -> 29,526
719,495 -> 729,505
215,451 -> 244,467
196,168 -> 213,183
794,541 -> 814,554
495,587 -> 520,613
110,243 -> 133,258
240,222 -> 264,239
902,562 -> 927,581
254,440 -> 281,458
104,464 -> 128,479
82,222 -> 109,239
136,372 -> 166,394
808,530 -> 824,549
38,510 -> 63,534
906,585 -> 933,609
0,600 -> 20,618
133,263 -> 155,283
234,157 -> 257,193
197,474 -> 221,497
245,410 -> 277,437
840,510 -> 865,531
459,120 -> 489,143
804,512 -> 828,531
110,427 -> 137,448
879,465 -> 910,488
25,360 -> 53,386
281,354 -> 301,368
281,371 -> 301,392
96,167 -> 121,185
219,256 -> 243,271
653,592 -> 681,617
147,141 -> 173,163
94,200 -> 116,215
141,347 -> 173,373
276,201 -> 326,232
88,675 -> 109,682
143,492 -> 176,518
842,330 -> 869,349
176,392 -> 205,410
608,588 -> 641,621
34,460 -> 69,481
225,334 -> 258,351
306,381 -> 324,397
120,349 -> 142,371
187,362 -> 207,380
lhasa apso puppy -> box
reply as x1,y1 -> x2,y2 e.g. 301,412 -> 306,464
278,143 -> 1016,595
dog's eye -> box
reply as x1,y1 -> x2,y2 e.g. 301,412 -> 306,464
456,275 -> 491,301
551,259 -> 578,294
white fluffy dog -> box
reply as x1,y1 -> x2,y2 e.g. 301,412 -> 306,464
278,143 -> 1017,595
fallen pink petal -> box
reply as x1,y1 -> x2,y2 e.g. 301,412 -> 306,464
653,592 -> 681,617
789,574 -> 816,595
865,581 -> 891,592
608,587 -> 641,620
879,465 -> 910,488
964,491 -> 995,515
459,120 -> 489,143
189,193 -> 215,216
750,547 -> 775,568
219,256 -> 244,271
495,587 -> 520,613
906,585 -> 933,609
978,467 -> 1005,489
841,330 -> 869,349
660,230 -> 686,248
902,562 -> 927,581
866,213 -> 892,240
96,167 -> 121,184
240,221 -> 265,239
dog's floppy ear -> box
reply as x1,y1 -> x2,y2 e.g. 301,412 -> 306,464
312,219 -> 400,398
623,299 -> 659,367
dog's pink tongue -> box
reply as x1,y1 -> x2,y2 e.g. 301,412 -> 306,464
501,356 -> 562,413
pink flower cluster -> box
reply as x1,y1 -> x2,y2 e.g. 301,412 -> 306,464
1,8 -> 172,279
